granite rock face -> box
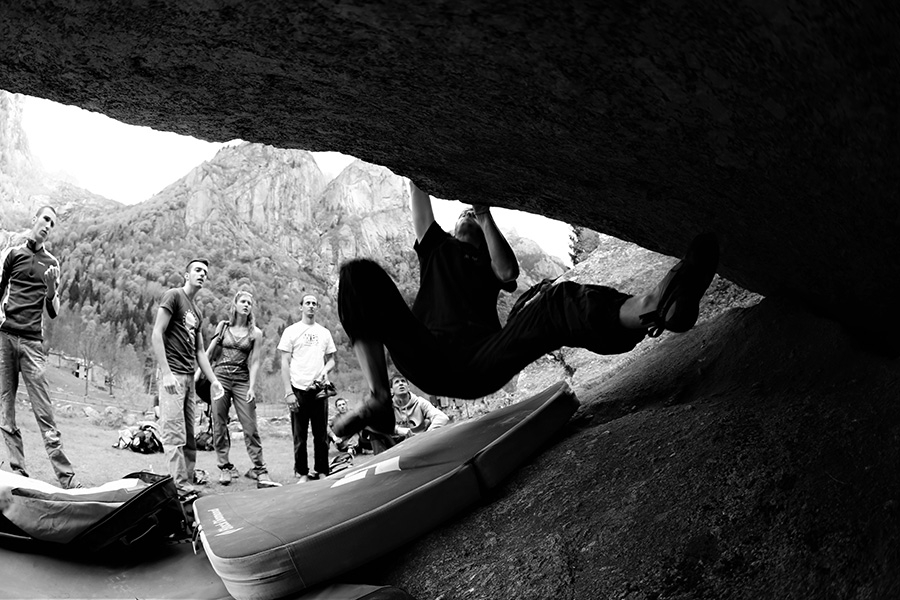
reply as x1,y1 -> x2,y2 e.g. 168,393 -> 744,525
0,1 -> 897,346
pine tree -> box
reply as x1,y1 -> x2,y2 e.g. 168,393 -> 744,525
569,225 -> 601,265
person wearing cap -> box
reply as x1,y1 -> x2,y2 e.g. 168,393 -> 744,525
278,293 -> 337,483
332,180 -> 719,439
0,206 -> 80,489
365,374 -> 449,454
151,258 -> 224,502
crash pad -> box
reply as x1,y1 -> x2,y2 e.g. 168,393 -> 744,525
0,540 -> 413,599
196,381 -> 579,600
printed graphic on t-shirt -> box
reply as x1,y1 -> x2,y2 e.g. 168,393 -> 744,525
184,310 -> 198,346
299,331 -> 322,347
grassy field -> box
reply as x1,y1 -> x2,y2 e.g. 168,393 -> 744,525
4,361 -> 364,493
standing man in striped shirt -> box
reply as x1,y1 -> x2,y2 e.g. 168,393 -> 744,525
0,205 -> 80,489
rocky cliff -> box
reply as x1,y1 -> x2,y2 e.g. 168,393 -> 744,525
149,141 -> 563,297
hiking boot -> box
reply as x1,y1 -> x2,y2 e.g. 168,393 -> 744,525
331,391 -> 395,438
256,472 -> 282,488
640,233 -> 719,337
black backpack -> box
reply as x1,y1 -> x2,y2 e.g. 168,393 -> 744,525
0,471 -> 189,557
130,423 -> 164,454
195,398 -> 215,451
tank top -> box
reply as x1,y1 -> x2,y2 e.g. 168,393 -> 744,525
213,326 -> 254,380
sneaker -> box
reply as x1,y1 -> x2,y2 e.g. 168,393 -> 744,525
256,472 -> 282,488
331,391 -> 395,438
219,468 -> 235,486
244,469 -> 260,481
640,233 -> 719,337
295,474 -> 309,484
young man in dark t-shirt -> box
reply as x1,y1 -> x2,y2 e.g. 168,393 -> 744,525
333,181 -> 719,437
151,259 -> 223,502
0,206 -> 80,488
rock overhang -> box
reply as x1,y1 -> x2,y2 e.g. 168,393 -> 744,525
1,1 -> 897,350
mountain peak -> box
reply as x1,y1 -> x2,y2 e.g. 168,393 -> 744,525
0,90 -> 122,229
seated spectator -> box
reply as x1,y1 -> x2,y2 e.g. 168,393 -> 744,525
368,374 -> 449,454
327,397 -> 360,455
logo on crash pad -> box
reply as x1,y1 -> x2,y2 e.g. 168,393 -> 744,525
208,507 -> 244,536
331,456 -> 401,488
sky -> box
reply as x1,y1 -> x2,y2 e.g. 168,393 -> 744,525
20,95 -> 573,264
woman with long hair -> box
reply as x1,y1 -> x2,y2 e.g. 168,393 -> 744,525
205,290 -> 280,488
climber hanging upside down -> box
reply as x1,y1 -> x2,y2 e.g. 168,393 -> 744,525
332,180 -> 719,437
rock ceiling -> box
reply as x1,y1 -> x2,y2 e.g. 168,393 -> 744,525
1,1 -> 896,348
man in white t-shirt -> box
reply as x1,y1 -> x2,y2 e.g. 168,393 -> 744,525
278,294 -> 337,482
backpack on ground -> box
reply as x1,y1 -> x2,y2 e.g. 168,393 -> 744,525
114,421 -> 164,454
196,400 -> 215,451
0,470 -> 189,556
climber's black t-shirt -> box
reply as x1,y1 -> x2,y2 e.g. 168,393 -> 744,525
412,221 -> 516,346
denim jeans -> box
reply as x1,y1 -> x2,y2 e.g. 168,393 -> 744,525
212,370 -> 267,474
158,372 -> 197,494
0,331 -> 75,486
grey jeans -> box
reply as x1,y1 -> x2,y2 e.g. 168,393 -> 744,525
158,372 -> 197,494
212,370 -> 267,474
0,331 -> 76,486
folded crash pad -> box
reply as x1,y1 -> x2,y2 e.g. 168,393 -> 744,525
196,381 -> 579,600
0,470 -> 186,554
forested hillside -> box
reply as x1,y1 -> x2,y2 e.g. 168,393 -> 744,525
2,95 -> 567,398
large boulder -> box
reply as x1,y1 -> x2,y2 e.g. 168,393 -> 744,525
0,1 -> 896,348
0,5 -> 898,596
352,298 -> 900,599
